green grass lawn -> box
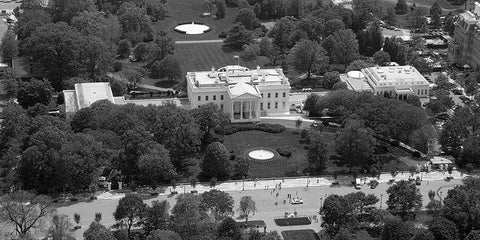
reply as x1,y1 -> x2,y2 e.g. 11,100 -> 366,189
281,230 -> 320,240
150,0 -> 239,41
174,42 -> 269,72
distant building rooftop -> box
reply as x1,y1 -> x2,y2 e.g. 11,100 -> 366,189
362,66 -> 429,87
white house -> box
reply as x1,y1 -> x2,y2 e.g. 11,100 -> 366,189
187,65 -> 291,122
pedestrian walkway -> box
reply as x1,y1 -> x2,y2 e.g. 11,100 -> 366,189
167,170 -> 466,194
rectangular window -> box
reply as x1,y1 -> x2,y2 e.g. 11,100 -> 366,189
282,102 -> 286,109
260,103 -> 263,110
275,92 -> 278,98
267,102 -> 271,109
213,95 -> 216,101
198,96 -> 201,101
283,92 -> 286,98
268,93 -> 271,98
275,102 -> 278,109
221,95 -> 224,100
206,96 -> 209,101
220,104 -> 224,110
261,93 -> 264,98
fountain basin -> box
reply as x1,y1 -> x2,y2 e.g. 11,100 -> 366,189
174,22 -> 211,35
248,149 -> 275,160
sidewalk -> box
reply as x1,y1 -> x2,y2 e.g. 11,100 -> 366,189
166,170 -> 466,194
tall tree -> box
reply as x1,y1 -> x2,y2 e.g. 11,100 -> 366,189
83,221 -> 116,240
430,2 -> 442,15
395,0 -> 408,15
381,217 -> 415,240
234,8 -> 261,30
1,30 -> 18,65
144,200 -> 170,234
24,22 -> 83,90
288,39 -> 329,79
116,1 -> 153,42
15,9 -> 53,42
428,217 -> 459,240
146,230 -> 182,240
113,194 -> 147,237
202,141 -> 232,179
223,23 -> 254,50
50,0 -> 96,23
148,31 -> 174,64
335,119 -> 375,171
171,193 -> 205,238
373,50 -> 391,66
71,10 -> 107,39
386,180 -> 422,220
201,189 -> 235,220
217,217 -> 242,240
156,55 -> 182,82
238,196 -> 256,224
324,18 -> 345,37
308,132 -> 328,170
79,36 -> 114,80
268,16 -> 296,57
216,0 -> 227,19
191,102 -> 228,148
137,144 -> 176,187
331,29 -> 360,69
48,214 -> 73,240
17,79 -> 53,109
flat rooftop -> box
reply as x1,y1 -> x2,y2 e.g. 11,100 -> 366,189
362,66 -> 429,86
75,82 -> 114,109
339,74 -> 373,92
188,65 -> 289,89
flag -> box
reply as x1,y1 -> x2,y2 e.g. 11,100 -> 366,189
233,55 -> 239,58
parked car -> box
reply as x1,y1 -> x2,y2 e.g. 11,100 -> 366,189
370,180 -> 379,189
291,198 -> 304,205
415,177 -> 421,185
452,89 -> 463,95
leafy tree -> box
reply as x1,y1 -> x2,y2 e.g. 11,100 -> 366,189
428,217 -> 459,240
323,71 -> 340,89
334,228 -> 355,240
171,193 -> 205,238
235,8 -> 261,30
48,214 -> 72,240
79,36 -> 114,80
333,81 -> 348,90
15,9 -> 53,42
352,0 -> 383,27
321,194 -> 355,236
444,14 -> 455,35
430,2 -> 442,15
144,200 -> 170,234
268,16 -> 296,57
146,3 -> 168,21
217,217 -> 242,240
202,142 -> 232,179
148,31 -> 175,65
192,102 -> 228,148
83,221 -> 116,240
23,22 -> 83,90
157,55 -> 182,81
146,230 -> 182,240
134,42 -> 149,61
17,79 -> 53,109
124,69 -> 145,91
373,50 -> 391,66
113,194 -> 147,236
241,43 -> 260,59
224,23 -> 254,50
460,133 -> 480,167
1,30 -> 18,65
442,177 -> 480,238
118,39 -> 132,59
296,16 -> 325,42
411,7 -> 429,29
216,0 -> 227,19
324,18 -> 345,37
0,191 -> 53,236
308,132 -> 328,170
49,0 -> 96,23
238,196 -> 256,224
466,231 -> 480,240
357,21 -> 383,56
413,229 -> 435,240
386,180 -> 422,220
288,39 -> 329,79
201,189 -> 234,220
259,37 -> 280,65
381,217 -> 415,240
386,7 -> 397,25
71,10 -> 107,39
138,144 -> 176,187
412,57 -> 432,75
335,119 -> 375,171
331,29 -> 360,69
116,1 -> 153,42
395,0 -> 408,15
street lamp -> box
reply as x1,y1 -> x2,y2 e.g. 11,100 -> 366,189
380,194 -> 383,209
242,177 -> 246,191
320,197 -> 323,210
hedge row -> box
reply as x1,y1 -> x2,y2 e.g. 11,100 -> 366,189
215,123 -> 285,135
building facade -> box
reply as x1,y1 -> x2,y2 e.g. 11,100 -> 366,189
187,65 -> 291,122
340,65 -> 430,99
448,2 -> 480,70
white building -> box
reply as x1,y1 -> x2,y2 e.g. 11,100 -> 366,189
187,65 -> 291,122
340,65 -> 430,99
63,82 -> 189,118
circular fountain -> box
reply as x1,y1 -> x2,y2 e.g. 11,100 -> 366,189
174,22 -> 211,35
248,149 -> 275,161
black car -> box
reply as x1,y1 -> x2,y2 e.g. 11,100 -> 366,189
452,89 -> 463,95
370,180 -> 379,189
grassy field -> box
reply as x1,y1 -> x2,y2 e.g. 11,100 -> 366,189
150,0 -> 239,41
281,230 -> 320,240
174,42 -> 269,72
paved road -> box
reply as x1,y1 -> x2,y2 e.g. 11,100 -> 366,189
58,172 -> 464,239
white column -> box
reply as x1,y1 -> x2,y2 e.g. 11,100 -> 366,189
230,101 -> 234,121
240,101 -> 243,119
